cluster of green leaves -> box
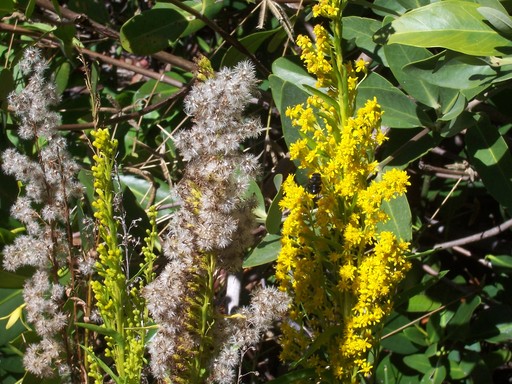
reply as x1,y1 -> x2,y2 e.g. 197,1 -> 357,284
0,0 -> 512,382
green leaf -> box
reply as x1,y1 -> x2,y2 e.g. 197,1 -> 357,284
243,233 -> 281,268
477,6 -> 512,36
222,29 -> 277,68
357,72 -> 432,128
0,270 -> 27,289
466,118 -> 512,211
486,254 -> 512,272
403,326 -> 429,347
120,9 -> 188,55
404,354 -> 432,374
407,294 -> 442,312
421,364 -> 447,384
343,16 -> 388,65
0,0 -> 13,17
471,304 -> 512,343
446,295 -> 481,341
266,175 -> 283,235
378,194 -> 412,241
383,43 -> 441,108
54,60 -> 71,96
155,0 -> 223,36
375,1 -> 512,56
403,52 -> 500,91
269,73 -> 310,148
133,73 -> 182,106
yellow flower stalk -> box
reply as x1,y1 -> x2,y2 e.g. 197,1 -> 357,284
276,0 -> 411,382
88,128 -> 155,383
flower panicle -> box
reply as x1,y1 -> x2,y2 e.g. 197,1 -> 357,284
277,0 -> 411,380
1,48 -> 82,379
144,61 -> 269,382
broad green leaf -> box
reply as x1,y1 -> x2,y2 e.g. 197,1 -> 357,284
222,29 -> 278,68
383,43 -> 441,108
271,56 -> 316,96
156,0 -> 223,36
404,354 -> 432,374
54,60 -> 71,96
247,180 -> 266,223
477,6 -> 512,36
357,72 -> 431,128
382,312 -> 423,354
68,0 -> 109,24
243,233 -> 281,268
407,294 -> 442,312
471,304 -> 512,343
266,175 -> 283,235
378,194 -> 412,241
120,9 -> 188,55
486,254 -> 512,271
0,0 -> 13,16
448,350 -> 478,380
403,326 -> 429,347
0,270 -> 27,289
343,16 -> 388,65
421,364 -> 447,384
381,128 -> 438,169
373,0 -> 407,17
466,118 -> 512,211
269,74 -> 310,148
437,91 -> 466,122
375,1 -> 512,56
446,295 -> 481,341
133,73 -> 182,106
119,174 -> 172,212
403,52 -> 499,90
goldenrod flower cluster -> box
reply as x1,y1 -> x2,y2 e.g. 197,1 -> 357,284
90,128 -> 150,383
277,0 -> 411,381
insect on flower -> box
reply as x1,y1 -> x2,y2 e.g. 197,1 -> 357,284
307,172 -> 322,195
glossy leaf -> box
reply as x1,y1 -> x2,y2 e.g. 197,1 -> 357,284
0,270 -> 27,289
266,174 -> 283,235
156,0 -> 223,36
375,1 -> 512,56
269,73 -> 310,148
343,16 -> 388,65
407,294 -> 442,312
378,194 -> 412,241
243,233 -> 281,268
471,304 -> 512,343
486,254 -> 512,272
404,353 -> 432,374
466,118 -> 512,211
120,9 -> 188,55
222,29 -> 278,68
357,72 -> 431,128
383,43 -> 440,108
403,52 -> 501,91
421,364 -> 447,384
477,6 -> 512,36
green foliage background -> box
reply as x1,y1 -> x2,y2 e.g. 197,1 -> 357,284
1,0 -> 512,382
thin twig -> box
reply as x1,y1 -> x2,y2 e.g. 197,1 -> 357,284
0,22 -> 187,86
434,217 -> 512,251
